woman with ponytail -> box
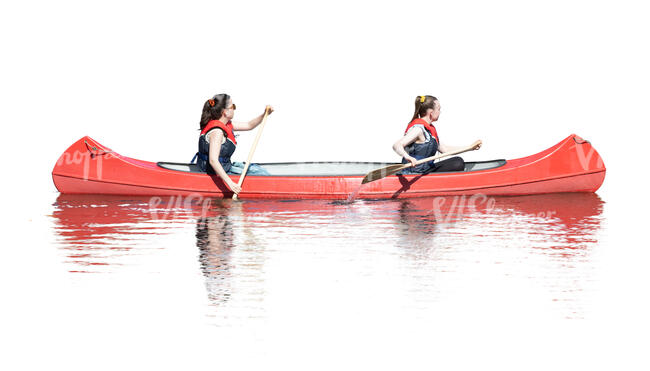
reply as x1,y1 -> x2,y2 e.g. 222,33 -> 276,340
195,94 -> 273,194
392,95 -> 481,174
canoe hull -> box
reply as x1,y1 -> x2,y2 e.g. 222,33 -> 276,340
52,134 -> 606,199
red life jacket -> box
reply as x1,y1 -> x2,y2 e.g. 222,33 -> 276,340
405,118 -> 439,143
201,120 -> 237,145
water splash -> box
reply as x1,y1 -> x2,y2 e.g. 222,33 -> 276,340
345,183 -> 363,203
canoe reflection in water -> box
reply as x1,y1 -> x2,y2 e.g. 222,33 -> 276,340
395,193 -> 603,238
50,192 -> 605,318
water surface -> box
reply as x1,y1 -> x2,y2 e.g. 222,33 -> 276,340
50,193 -> 605,322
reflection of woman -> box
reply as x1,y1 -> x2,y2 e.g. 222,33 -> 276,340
195,94 -> 273,194
393,95 -> 481,174
195,216 -> 233,306
397,199 -> 436,235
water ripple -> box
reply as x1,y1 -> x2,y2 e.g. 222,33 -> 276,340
50,193 -> 605,319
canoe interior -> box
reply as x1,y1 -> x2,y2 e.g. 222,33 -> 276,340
156,160 -> 507,176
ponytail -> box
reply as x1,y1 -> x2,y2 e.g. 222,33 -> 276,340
199,93 -> 230,130
411,95 -> 438,121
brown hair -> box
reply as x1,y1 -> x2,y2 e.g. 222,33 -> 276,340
411,95 -> 438,121
199,93 -> 230,131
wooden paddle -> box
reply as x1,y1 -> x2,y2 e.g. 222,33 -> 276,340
233,106 -> 271,201
361,140 -> 482,184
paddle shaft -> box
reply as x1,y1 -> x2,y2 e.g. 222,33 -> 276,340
362,140 -> 482,184
399,140 -> 481,171
232,107 -> 270,200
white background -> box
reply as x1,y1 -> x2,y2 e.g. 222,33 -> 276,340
3,0 -> 648,179
2,0 -> 649,370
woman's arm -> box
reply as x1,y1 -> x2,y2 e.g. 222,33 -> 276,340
232,106 -> 274,131
208,130 -> 242,194
392,127 -> 422,166
438,141 -> 482,153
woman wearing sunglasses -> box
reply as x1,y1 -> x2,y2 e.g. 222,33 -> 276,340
196,94 -> 273,194
392,95 -> 481,174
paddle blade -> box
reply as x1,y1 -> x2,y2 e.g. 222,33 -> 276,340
362,164 -> 407,184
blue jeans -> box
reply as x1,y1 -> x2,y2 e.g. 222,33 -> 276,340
227,162 -> 270,176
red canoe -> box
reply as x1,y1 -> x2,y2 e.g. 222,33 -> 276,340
51,134 -> 606,199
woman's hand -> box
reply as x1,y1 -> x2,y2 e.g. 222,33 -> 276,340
227,180 -> 242,194
472,140 -> 482,151
405,155 -> 418,167
265,105 -> 274,115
